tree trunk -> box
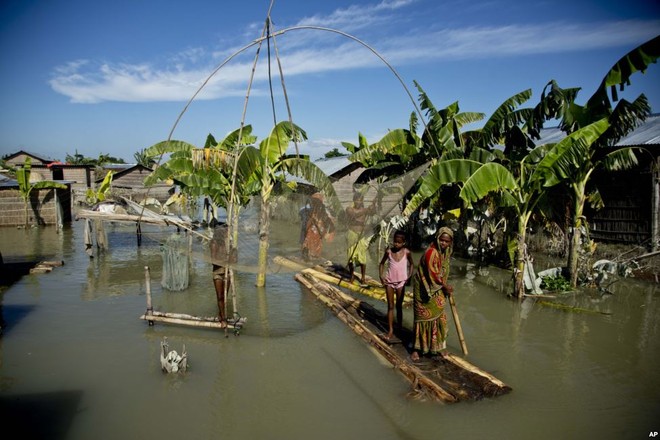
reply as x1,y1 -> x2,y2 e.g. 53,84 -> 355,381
513,231 -> 526,299
256,197 -> 270,287
567,225 -> 581,287
567,182 -> 586,288
513,214 -> 529,299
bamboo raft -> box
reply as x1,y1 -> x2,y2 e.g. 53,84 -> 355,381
273,255 -> 413,306
138,266 -> 247,334
285,259 -> 511,403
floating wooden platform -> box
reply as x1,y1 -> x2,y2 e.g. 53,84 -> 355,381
294,270 -> 511,403
140,310 -> 247,333
138,265 -> 246,335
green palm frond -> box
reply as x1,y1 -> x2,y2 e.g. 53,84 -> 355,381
601,95 -> 651,144
403,159 -> 483,215
279,157 -> 342,214
219,125 -> 257,150
526,80 -> 581,138
535,118 -> 610,186
478,89 -> 533,148
144,140 -> 196,157
600,147 -> 639,171
591,35 -> 660,105
460,162 -> 519,208
348,129 -> 415,165
260,121 -> 307,163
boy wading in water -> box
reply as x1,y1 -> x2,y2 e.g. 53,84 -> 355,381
378,230 -> 414,342
210,223 -> 237,327
345,192 -> 376,285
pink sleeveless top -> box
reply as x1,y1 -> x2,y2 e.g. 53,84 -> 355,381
385,248 -> 409,287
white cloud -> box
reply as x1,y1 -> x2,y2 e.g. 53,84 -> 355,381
49,0 -> 660,105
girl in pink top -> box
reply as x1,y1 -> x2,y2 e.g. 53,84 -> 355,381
379,230 -> 414,342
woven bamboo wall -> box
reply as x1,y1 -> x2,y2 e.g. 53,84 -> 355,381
588,168 -> 653,244
0,187 -> 72,227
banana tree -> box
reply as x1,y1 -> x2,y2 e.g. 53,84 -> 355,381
535,118 -> 627,286
250,121 -> 342,286
403,89 -> 534,252
345,85 -> 485,230
86,170 -> 113,205
15,157 -> 67,227
144,128 -> 258,219
528,36 -> 659,286
144,122 -> 340,287
402,142 -> 550,297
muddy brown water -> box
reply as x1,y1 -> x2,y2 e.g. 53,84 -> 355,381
0,220 -> 658,439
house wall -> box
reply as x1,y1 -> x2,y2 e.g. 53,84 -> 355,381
0,187 -> 72,227
61,167 -> 92,189
109,168 -> 172,203
588,166 -> 653,245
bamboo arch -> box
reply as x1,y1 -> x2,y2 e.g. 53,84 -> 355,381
138,12 -> 438,320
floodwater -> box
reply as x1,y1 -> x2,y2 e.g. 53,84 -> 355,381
0,219 -> 658,440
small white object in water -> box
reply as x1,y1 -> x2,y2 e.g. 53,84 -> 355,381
160,337 -> 188,373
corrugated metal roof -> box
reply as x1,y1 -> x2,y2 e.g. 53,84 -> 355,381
312,156 -> 353,176
535,114 -> 660,147
0,173 -> 18,188
616,114 -> 660,146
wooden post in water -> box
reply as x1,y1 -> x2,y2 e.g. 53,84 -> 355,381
145,266 -> 154,326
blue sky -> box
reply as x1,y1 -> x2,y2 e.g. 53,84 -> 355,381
1,0 -> 658,163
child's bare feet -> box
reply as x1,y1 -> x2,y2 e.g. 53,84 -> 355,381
379,333 -> 394,343
410,351 -> 420,362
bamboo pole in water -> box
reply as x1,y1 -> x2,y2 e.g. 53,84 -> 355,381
145,266 -> 153,326
448,295 -> 468,356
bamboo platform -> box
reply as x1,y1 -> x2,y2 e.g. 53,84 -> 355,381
138,266 -> 247,335
140,310 -> 247,333
293,270 -> 512,403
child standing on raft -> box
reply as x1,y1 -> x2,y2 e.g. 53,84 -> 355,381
378,229 -> 414,342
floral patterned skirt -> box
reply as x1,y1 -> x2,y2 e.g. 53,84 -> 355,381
412,275 -> 448,355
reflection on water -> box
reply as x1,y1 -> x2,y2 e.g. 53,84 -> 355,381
0,221 -> 659,439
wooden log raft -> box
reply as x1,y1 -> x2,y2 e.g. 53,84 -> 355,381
295,271 -> 456,403
295,271 -> 511,403
273,255 -> 412,306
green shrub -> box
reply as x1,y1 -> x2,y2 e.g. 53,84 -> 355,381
541,275 -> 572,292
